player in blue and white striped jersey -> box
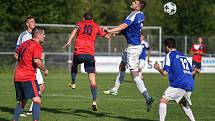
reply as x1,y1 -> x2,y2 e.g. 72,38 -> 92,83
154,38 -> 195,121
104,0 -> 154,112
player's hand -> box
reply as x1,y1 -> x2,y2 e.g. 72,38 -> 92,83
63,43 -> 71,49
44,69 -> 48,76
154,61 -> 160,70
103,27 -> 110,33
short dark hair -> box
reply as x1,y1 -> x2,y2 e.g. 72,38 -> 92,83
139,0 -> 146,9
164,38 -> 176,49
25,16 -> 35,24
32,26 -> 45,38
83,12 -> 93,20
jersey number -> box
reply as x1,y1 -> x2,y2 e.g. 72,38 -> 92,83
84,25 -> 92,35
18,47 -> 27,61
179,58 -> 189,70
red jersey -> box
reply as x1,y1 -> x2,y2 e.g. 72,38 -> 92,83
14,40 -> 43,82
74,20 -> 106,55
190,43 -> 206,62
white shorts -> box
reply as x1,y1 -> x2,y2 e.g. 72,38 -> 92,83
126,45 -> 142,71
162,86 -> 192,105
138,59 -> 146,70
36,68 -> 44,85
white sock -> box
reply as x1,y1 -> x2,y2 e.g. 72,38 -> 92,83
133,76 -> 147,93
182,106 -> 195,121
29,101 -> 33,112
159,103 -> 167,121
112,72 -> 125,92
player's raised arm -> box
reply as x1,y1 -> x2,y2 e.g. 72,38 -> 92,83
63,27 -> 79,49
154,61 -> 168,76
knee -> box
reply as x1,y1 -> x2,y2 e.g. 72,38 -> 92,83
40,84 -> 45,93
160,98 -> 168,104
33,97 -> 41,104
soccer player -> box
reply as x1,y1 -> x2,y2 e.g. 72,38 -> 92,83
63,12 -> 110,111
16,16 -> 45,116
13,27 -> 48,121
103,0 -> 154,112
154,38 -> 195,121
189,37 -> 206,78
103,33 -> 151,95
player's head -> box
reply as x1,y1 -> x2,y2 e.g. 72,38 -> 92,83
164,38 -> 176,53
83,12 -> 93,21
32,27 -> 45,43
25,16 -> 36,31
130,0 -> 146,11
197,37 -> 204,44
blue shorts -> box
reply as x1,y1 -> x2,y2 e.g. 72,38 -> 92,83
72,54 -> 95,73
14,80 -> 41,101
192,60 -> 201,69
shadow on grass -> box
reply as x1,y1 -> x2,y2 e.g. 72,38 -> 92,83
41,107 -> 157,121
0,106 -> 14,114
0,107 -> 13,121
0,118 -> 10,121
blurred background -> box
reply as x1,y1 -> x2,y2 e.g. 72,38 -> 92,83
0,0 -> 215,71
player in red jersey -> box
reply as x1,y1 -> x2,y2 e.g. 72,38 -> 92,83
63,12 -> 110,111
189,37 -> 206,78
12,27 -> 48,121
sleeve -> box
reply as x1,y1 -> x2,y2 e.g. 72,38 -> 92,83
123,14 -> 136,26
75,22 -> 81,30
145,42 -> 150,50
203,44 -> 207,53
189,44 -> 194,52
16,34 -> 23,49
97,25 -> 106,37
33,45 -> 43,59
163,53 -> 171,72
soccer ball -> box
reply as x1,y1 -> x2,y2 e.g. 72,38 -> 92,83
163,2 -> 177,15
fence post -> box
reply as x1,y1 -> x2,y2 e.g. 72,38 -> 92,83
185,35 -> 188,55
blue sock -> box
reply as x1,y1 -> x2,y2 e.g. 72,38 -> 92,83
13,103 -> 23,121
71,73 -> 77,84
90,85 -> 97,101
32,103 -> 40,121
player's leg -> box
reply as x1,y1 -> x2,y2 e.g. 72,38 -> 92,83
13,82 -> 28,120
127,45 -> 154,112
159,98 -> 169,121
69,55 -> 79,89
179,93 -> 195,121
31,80 -> 42,121
84,54 -> 97,111
138,59 -> 146,80
192,61 -> 201,79
28,69 -> 45,115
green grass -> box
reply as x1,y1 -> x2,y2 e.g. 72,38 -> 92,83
0,71 -> 215,121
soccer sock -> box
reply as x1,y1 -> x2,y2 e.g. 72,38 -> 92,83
134,76 -> 147,93
182,106 -> 195,121
159,103 -> 167,121
112,71 -> 125,92
29,101 -> 33,112
90,85 -> 97,101
142,90 -> 151,101
32,102 -> 40,121
71,73 -> 77,84
13,103 -> 23,121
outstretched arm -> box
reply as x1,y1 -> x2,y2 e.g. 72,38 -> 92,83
104,23 -> 128,33
63,28 -> 78,49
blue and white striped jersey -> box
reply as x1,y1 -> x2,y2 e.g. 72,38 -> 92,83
121,11 -> 144,45
163,50 -> 194,91
16,31 -> 32,48
139,40 -> 150,60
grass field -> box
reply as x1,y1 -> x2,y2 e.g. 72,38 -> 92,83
0,71 -> 215,121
